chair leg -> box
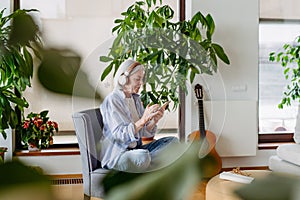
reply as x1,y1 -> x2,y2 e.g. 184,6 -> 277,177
83,194 -> 91,200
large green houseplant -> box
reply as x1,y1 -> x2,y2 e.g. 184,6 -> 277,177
100,0 -> 230,109
269,35 -> 300,142
0,8 -> 41,140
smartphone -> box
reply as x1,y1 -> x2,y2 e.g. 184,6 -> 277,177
159,101 -> 171,110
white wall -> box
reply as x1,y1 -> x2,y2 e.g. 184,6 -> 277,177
0,0 -> 11,14
15,155 -> 82,175
186,0 -> 277,167
189,0 -> 259,101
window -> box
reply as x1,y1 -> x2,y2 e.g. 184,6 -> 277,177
259,0 -> 300,143
259,22 -> 300,134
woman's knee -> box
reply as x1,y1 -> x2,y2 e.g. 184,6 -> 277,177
130,149 -> 151,170
130,150 -> 151,169
116,149 -> 151,172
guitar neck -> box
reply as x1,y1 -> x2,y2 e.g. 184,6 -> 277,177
198,99 -> 206,139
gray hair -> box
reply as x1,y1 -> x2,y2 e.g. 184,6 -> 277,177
114,59 -> 145,90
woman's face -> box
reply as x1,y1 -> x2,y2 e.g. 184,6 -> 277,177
123,68 -> 144,95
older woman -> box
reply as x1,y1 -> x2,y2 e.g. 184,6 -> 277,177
100,59 -> 178,172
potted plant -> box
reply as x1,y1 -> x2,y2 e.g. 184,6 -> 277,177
0,8 -> 41,142
269,35 -> 300,142
17,110 -> 58,151
100,0 -> 230,109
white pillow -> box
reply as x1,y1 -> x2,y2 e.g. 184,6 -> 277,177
277,144 -> 300,166
269,155 -> 300,176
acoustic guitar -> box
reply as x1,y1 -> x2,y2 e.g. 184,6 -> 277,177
188,84 -> 222,178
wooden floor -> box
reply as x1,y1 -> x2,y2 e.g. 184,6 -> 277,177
51,180 -> 207,200
52,184 -> 85,200
51,167 -> 268,200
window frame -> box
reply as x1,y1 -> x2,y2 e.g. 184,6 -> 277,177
258,133 -> 294,143
258,18 -> 300,145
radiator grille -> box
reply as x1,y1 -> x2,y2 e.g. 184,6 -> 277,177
51,178 -> 83,185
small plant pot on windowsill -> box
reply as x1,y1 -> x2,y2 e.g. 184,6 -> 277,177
27,142 -> 40,152
26,137 -> 54,152
18,110 -> 59,152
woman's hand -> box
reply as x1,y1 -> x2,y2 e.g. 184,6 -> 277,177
142,104 -> 160,123
135,104 -> 160,132
145,106 -> 165,131
152,107 -> 164,123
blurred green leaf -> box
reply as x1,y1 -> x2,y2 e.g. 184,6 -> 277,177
9,9 -> 39,46
0,161 -> 54,200
0,161 -> 50,191
38,48 -> 101,99
235,173 -> 300,200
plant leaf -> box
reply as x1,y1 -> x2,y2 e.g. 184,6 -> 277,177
101,62 -> 114,81
212,43 -> 230,65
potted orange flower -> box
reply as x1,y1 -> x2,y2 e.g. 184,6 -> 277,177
18,110 -> 58,151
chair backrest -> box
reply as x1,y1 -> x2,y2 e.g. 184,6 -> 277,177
72,108 -> 103,171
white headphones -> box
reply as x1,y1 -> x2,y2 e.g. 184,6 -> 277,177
118,61 -> 141,86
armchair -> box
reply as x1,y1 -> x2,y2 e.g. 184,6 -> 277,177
72,108 -> 110,199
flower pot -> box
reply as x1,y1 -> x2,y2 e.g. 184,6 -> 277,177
28,142 -> 40,152
19,110 -> 59,150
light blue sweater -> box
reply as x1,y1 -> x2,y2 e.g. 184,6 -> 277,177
99,89 -> 156,169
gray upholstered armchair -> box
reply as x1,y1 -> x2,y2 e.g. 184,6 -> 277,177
72,108 -> 110,199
